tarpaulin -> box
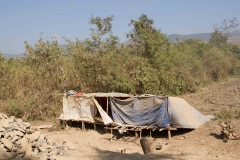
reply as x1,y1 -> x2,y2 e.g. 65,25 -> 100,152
110,96 -> 170,127
168,97 -> 214,129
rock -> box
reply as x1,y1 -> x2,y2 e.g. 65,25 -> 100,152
14,126 -> 25,133
0,126 -> 5,132
1,138 -> 13,151
59,149 -> 67,155
27,131 -> 41,143
68,145 -> 76,150
53,148 -> 60,156
1,119 -> 10,129
38,155 -> 48,160
10,116 -> 16,121
1,113 -> 8,119
38,146 -> 47,152
19,136 -> 29,152
11,135 -> 19,143
4,132 -> 13,139
16,118 -> 23,125
11,154 -> 24,160
7,124 -> 15,132
66,141 -> 76,150
22,122 -> 31,129
38,135 -> 46,142
25,147 -> 40,160
13,130 -> 24,137
8,118 -> 14,123
47,156 -> 57,160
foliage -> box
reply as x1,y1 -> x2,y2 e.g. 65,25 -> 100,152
84,15 -> 119,53
214,111 -> 233,120
0,15 -> 240,120
210,17 -> 239,48
126,14 -> 170,58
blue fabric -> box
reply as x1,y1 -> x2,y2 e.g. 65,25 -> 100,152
110,96 -> 170,127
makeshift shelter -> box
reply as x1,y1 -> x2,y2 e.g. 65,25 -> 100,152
59,92 -> 214,130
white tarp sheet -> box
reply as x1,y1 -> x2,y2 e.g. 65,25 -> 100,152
59,95 -> 113,124
59,96 -> 97,122
168,97 -> 214,128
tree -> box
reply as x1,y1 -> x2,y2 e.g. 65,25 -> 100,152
209,17 -> 239,48
84,15 -> 119,53
126,14 -> 170,58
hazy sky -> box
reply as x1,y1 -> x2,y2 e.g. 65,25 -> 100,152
0,0 -> 239,54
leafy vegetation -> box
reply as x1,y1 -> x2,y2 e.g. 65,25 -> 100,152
0,15 -> 240,120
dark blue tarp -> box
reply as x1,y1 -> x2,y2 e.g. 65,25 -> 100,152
110,96 -> 170,127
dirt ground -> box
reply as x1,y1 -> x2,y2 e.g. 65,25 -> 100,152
33,78 -> 240,160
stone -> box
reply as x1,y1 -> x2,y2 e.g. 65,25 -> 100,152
38,146 -> 47,152
25,147 -> 40,160
1,138 -> 13,151
1,119 -> 10,129
0,126 -> 5,132
22,122 -> 31,128
68,145 -> 76,150
11,154 -> 24,160
8,118 -> 14,123
11,135 -> 19,143
4,132 -> 13,139
10,116 -> 16,121
27,131 -> 41,143
53,148 -> 60,156
19,136 -> 29,151
38,135 -> 46,141
1,113 -> 8,119
16,118 -> 23,124
13,130 -> 24,137
7,125 -> 15,132
38,155 -> 48,160
47,156 -> 57,160
14,127 -> 25,133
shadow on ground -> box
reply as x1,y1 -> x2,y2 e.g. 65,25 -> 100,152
88,147 -> 186,160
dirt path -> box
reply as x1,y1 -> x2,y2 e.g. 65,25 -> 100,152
35,78 -> 240,160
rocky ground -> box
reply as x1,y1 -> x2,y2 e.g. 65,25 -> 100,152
1,78 -> 240,160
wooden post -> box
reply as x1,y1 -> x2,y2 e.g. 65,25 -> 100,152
106,125 -> 108,133
135,131 -> 138,137
94,123 -> 96,131
168,129 -> 171,140
150,130 -> 152,138
111,128 -> 113,142
106,97 -> 109,133
106,97 -> 109,114
63,120 -> 67,130
82,121 -> 83,131
140,131 -> 142,139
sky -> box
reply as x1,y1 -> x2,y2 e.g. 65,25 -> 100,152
0,0 -> 239,54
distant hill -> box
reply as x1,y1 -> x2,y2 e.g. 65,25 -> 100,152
167,33 -> 211,43
167,29 -> 240,43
